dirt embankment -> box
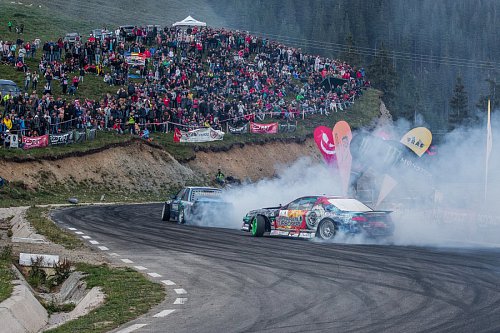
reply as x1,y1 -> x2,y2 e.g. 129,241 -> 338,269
0,138 -> 322,195
0,141 -> 197,195
188,138 -> 321,182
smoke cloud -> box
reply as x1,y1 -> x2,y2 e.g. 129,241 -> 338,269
209,111 -> 500,248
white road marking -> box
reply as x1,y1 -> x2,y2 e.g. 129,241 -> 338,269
115,324 -> 148,333
98,246 -> 109,251
147,272 -> 162,278
153,309 -> 175,318
89,240 -> 99,245
67,227 -> 77,231
121,259 -> 134,264
82,236 -> 91,239
75,231 -> 84,235
174,288 -> 187,294
110,253 -> 120,257
161,280 -> 175,286
134,266 -> 148,271
174,298 -> 187,305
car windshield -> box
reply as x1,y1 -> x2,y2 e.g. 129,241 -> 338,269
191,189 -> 221,201
328,198 -> 372,212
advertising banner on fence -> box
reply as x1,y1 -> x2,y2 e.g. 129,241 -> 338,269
22,134 -> 49,150
229,123 -> 248,134
174,127 -> 225,143
250,122 -> 278,134
279,123 -> 297,133
49,132 -> 74,145
87,128 -> 97,140
74,130 -> 87,143
9,134 -> 19,148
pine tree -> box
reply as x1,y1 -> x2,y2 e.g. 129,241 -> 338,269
341,34 -> 362,67
367,43 -> 399,113
477,78 -> 499,112
449,76 -> 469,130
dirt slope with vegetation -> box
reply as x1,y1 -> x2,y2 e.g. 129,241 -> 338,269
0,137 -> 321,204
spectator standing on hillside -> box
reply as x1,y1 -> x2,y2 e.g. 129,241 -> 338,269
79,67 -> 85,83
61,74 -> 68,94
7,21 -> 12,32
31,71 -> 38,90
24,69 -> 31,92
18,45 -> 26,63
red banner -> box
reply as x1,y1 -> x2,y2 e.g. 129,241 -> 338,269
22,134 -> 49,150
173,128 -> 182,142
313,126 -> 337,166
250,122 -> 278,134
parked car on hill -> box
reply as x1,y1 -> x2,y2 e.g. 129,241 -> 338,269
0,79 -> 21,98
63,32 -> 81,44
242,195 -> 394,240
161,186 -> 230,224
118,25 -> 135,40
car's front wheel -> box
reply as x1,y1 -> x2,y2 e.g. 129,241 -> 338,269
178,208 -> 186,224
161,203 -> 170,221
251,215 -> 265,237
317,219 -> 337,240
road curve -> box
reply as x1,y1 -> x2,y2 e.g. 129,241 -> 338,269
52,204 -> 500,333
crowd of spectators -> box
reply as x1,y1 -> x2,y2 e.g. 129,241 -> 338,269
0,22 -> 370,146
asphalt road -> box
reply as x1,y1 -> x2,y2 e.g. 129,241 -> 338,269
52,204 -> 500,333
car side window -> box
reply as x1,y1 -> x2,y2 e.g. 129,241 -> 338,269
286,198 -> 302,210
182,190 -> 190,201
297,197 -> 316,210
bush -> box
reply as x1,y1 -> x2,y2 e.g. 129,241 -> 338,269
27,257 -> 47,290
52,258 -> 72,285
0,245 -> 12,260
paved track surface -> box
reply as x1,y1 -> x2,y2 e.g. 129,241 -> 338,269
53,204 -> 500,333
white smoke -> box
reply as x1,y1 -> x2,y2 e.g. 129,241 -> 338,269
207,110 -> 500,248
374,110 -> 500,248
219,157 -> 342,229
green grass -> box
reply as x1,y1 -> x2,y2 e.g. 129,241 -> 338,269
26,206 -> 84,249
0,3 -> 93,42
0,246 -> 14,303
0,176 -> 171,208
45,263 -> 164,333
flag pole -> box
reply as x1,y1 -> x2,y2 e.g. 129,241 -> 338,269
485,99 -> 492,201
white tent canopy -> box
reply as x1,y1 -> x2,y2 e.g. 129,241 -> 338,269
172,16 -> 207,27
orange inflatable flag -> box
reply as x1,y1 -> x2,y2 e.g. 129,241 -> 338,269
332,121 -> 353,196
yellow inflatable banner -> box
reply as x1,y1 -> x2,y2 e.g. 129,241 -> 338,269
400,127 -> 432,157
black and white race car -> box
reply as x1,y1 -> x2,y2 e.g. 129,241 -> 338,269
161,186 -> 229,224
242,195 -> 394,240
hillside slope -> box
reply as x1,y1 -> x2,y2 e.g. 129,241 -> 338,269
0,136 -> 321,206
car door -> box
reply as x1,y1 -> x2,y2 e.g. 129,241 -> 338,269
276,198 -> 306,229
179,189 -> 191,217
170,189 -> 187,220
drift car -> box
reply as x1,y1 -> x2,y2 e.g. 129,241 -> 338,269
242,196 -> 394,240
162,186 -> 228,224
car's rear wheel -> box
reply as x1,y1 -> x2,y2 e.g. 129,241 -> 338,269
251,215 -> 265,237
317,219 -> 336,240
161,204 -> 170,221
